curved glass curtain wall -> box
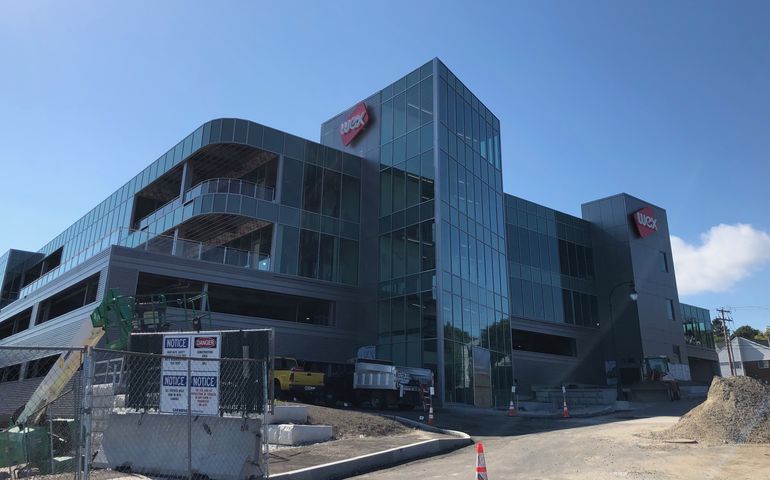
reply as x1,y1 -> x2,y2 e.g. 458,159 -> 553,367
12,119 -> 363,302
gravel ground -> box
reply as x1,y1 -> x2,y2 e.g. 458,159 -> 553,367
305,405 -> 410,439
656,376 -> 770,444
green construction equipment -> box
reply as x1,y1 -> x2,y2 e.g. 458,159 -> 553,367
1,288 -> 211,473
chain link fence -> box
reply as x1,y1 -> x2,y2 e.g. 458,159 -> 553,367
0,346 -> 269,480
0,346 -> 86,479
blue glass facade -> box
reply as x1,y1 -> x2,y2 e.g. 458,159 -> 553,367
505,195 -> 599,328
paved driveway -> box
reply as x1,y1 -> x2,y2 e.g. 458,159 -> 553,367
348,401 -> 770,480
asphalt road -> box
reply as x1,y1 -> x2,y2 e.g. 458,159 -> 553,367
347,400 -> 770,480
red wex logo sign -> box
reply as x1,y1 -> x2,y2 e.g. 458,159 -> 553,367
632,206 -> 658,238
194,337 -> 217,349
339,102 -> 369,146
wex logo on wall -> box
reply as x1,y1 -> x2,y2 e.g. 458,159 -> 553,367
339,102 -> 369,146
632,206 -> 658,238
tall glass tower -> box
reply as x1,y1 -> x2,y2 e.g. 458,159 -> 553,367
321,59 -> 511,406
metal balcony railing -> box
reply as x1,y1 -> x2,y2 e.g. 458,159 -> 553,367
136,178 -> 275,230
16,228 -> 271,300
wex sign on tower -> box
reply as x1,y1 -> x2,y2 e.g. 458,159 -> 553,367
632,206 -> 658,238
160,333 -> 221,415
339,102 -> 369,146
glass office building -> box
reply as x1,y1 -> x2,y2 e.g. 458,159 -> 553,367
0,58 -> 718,408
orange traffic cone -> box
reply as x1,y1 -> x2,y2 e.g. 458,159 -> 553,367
427,406 -> 434,425
475,442 -> 488,480
562,399 -> 570,418
507,400 -> 517,417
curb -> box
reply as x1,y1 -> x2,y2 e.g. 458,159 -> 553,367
269,417 -> 471,480
517,404 -> 615,418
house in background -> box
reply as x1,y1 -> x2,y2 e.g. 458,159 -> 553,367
718,337 -> 770,383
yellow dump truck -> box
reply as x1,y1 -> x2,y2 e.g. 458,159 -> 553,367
273,357 -> 325,401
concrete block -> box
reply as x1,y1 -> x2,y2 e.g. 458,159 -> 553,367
268,424 -> 332,446
268,405 -> 308,424
94,412 -> 263,480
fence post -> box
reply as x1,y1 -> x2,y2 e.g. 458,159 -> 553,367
82,347 -> 94,480
187,357 -> 193,479
262,360 -> 269,477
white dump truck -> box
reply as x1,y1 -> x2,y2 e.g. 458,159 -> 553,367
326,358 -> 433,410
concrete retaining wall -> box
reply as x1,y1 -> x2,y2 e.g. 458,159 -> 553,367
93,412 -> 262,480
268,424 -> 332,445
268,405 -> 308,424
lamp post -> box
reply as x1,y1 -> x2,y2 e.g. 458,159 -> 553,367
608,281 -> 638,401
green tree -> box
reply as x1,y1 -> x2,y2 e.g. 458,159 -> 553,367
731,324 -> 761,340
712,318 -> 727,344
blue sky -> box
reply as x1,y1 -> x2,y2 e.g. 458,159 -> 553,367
1,1 -> 768,330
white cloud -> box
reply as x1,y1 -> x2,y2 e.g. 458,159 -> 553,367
671,224 -> 770,296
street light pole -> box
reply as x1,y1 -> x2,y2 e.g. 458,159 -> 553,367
608,281 -> 637,401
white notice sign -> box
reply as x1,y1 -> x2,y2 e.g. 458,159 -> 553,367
160,333 -> 221,415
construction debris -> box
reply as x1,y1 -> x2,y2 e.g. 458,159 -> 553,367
658,376 -> 770,444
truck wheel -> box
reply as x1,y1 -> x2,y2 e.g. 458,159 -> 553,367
371,393 -> 387,410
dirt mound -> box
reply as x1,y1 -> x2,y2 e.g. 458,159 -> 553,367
305,405 -> 410,439
658,376 -> 770,444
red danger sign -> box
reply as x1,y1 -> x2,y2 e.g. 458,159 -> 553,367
632,206 -> 658,238
194,336 -> 217,348
340,102 -> 369,146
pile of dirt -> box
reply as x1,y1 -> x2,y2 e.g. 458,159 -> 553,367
305,405 -> 410,439
658,376 -> 770,444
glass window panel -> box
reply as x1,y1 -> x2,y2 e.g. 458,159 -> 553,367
220,119 -> 234,142
406,224 -> 420,275
393,93 -> 406,138
381,99 -> 393,144
392,167 -> 406,212
407,129 -> 420,159
380,169 -> 392,216
281,157 -> 303,208
380,234 -> 392,281
407,85 -> 420,132
393,135 -> 406,165
450,226 -> 460,275
247,122 -> 263,146
406,172 -> 420,208
421,123 -> 434,153
340,175 -> 360,222
302,164 -> 322,213
339,238 -> 358,285
234,120 -> 248,143
321,170 -> 341,217
298,229 -> 319,278
379,299 -> 391,335
420,149 -> 435,180
421,291 -> 437,338
563,290 -> 576,324
263,127 -> 285,153
381,142 -> 393,167
421,220 -> 436,271
522,280 -> 534,318
278,225 -> 299,275
319,234 -> 337,282
420,78 -> 433,125
392,228 -> 406,278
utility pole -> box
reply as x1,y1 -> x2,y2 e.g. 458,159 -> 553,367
717,307 -> 735,376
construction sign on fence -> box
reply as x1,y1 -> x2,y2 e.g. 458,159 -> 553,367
160,333 -> 221,415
